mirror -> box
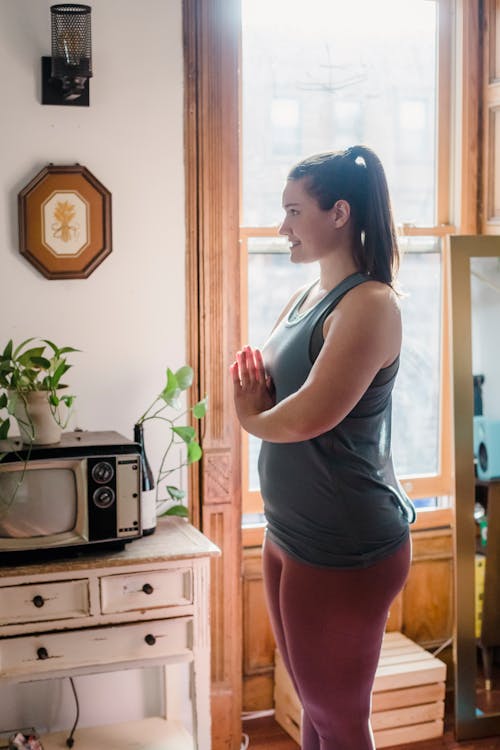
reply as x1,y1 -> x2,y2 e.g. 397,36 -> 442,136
451,236 -> 500,739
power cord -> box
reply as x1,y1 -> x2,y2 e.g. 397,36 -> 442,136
65,677 -> 80,747
431,637 -> 452,658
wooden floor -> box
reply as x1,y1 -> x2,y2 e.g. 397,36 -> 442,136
241,711 -> 500,749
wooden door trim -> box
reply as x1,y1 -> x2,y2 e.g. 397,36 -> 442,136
184,1 -> 243,749
459,0 -> 481,233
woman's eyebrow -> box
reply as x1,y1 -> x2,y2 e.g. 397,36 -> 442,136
283,202 -> 300,209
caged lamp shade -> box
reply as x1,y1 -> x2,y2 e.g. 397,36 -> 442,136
42,4 -> 93,106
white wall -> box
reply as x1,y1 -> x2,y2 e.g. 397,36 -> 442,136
0,0 -> 190,735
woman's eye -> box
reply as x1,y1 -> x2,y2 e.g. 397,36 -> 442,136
289,209 -> 299,216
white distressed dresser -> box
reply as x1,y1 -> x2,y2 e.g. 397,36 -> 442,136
0,517 -> 220,750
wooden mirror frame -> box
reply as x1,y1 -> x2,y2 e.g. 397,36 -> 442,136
450,234 -> 500,739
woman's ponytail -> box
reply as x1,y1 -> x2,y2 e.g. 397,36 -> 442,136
346,146 -> 399,284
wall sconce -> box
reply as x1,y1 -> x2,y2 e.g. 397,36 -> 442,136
41,4 -> 92,106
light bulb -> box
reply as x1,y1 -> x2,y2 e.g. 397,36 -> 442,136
58,30 -> 83,66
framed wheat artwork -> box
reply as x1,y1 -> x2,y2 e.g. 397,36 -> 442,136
18,164 -> 112,279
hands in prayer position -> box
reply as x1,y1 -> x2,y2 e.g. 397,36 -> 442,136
230,345 -> 275,430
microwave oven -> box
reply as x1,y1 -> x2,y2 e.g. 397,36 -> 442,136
0,430 -> 142,560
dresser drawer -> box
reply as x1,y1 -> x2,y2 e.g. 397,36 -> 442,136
0,617 -> 192,679
100,568 -> 192,613
0,580 -> 90,626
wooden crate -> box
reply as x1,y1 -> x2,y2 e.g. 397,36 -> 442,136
274,631 -> 446,748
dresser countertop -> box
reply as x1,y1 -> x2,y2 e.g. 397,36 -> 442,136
0,517 -> 220,578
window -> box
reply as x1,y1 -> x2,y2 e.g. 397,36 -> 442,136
241,0 -> 454,528
271,98 -> 301,155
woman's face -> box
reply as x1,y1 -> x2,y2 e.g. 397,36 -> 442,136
278,178 -> 344,264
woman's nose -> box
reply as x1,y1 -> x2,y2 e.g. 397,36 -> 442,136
278,219 -> 288,236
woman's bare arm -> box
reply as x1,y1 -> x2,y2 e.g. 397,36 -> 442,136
232,282 -> 401,442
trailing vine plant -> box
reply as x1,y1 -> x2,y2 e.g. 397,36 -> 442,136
135,365 -> 207,518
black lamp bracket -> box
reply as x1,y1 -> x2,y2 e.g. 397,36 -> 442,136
41,56 -> 90,106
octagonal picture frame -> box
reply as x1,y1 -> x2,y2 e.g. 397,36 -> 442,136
18,164 -> 112,279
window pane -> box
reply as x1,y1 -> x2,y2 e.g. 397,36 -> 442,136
393,238 -> 441,476
242,0 -> 437,227
245,237 -> 442,491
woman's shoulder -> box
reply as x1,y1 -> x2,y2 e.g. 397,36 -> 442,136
323,278 -> 401,351
348,279 -> 400,315
342,278 -> 400,316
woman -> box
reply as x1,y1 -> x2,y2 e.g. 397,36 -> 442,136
231,145 -> 416,750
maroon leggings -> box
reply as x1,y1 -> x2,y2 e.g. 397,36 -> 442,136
263,535 -> 411,750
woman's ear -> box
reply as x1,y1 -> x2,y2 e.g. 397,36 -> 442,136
331,199 -> 351,228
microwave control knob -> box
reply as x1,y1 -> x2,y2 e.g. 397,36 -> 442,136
37,647 -> 49,660
144,634 -> 156,646
142,583 -> 154,595
32,595 -> 45,608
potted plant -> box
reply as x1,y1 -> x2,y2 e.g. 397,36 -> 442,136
0,338 -> 79,449
135,364 -> 207,528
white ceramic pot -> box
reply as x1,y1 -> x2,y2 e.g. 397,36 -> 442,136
11,391 -> 63,445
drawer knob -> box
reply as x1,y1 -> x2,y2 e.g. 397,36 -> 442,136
32,595 -> 45,608
142,583 -> 154,595
144,634 -> 156,646
37,647 -> 49,660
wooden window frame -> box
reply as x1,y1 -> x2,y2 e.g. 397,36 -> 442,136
239,0 -> 480,543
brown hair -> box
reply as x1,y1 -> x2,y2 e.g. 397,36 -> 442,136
287,145 -> 399,284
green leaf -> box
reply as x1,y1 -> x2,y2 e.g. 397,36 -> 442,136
175,366 -> 194,390
12,338 -> 35,358
43,341 -> 80,356
17,369 -> 38,388
167,485 -> 186,501
17,349 -> 47,368
162,504 -> 189,518
51,361 -> 70,388
187,440 -> 202,464
61,395 -> 75,408
30,356 -> 52,370
49,394 -> 60,406
172,425 -> 196,444
0,393 -> 7,409
164,391 -> 182,409
0,418 -> 10,439
160,368 -> 181,407
192,397 -> 208,419
165,368 -> 178,391
42,339 -> 58,355
7,393 -> 19,414
2,340 -> 13,359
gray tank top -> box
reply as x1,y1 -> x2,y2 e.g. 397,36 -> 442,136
258,272 -> 415,568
